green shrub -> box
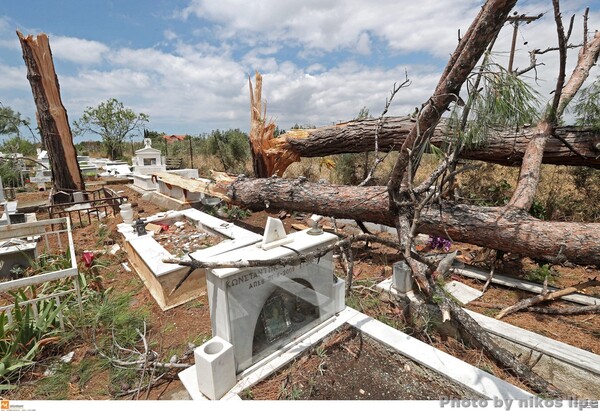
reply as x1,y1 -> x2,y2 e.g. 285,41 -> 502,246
204,129 -> 250,174
524,264 -> 558,284
0,294 -> 66,388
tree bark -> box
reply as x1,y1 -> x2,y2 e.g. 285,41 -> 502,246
272,118 -> 600,169
223,176 -> 600,267
17,32 -> 84,191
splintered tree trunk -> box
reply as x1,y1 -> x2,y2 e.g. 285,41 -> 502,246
18,32 -> 84,191
248,72 -> 298,177
272,118 -> 600,170
223,177 -> 600,267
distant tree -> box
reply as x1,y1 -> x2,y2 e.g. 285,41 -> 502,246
355,106 -> 371,121
0,136 -> 37,156
0,105 -> 22,136
205,129 -> 250,173
73,98 -> 149,160
273,126 -> 286,137
0,104 -> 38,156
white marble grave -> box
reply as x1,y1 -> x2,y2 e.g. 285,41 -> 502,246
156,177 -> 206,203
205,226 -> 339,373
131,139 -> 200,191
132,138 -> 166,176
119,208 -> 262,310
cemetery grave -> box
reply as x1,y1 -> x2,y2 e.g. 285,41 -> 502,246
239,324 -> 483,400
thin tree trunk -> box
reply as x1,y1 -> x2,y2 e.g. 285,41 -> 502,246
388,0 -> 518,201
509,28 -> 600,210
17,32 -> 84,191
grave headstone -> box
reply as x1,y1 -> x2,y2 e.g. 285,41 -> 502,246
206,223 -> 340,372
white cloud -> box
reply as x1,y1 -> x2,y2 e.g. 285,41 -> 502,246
0,63 -> 27,91
50,36 -> 109,65
355,32 -> 371,55
163,29 -> 178,41
180,0 -> 480,57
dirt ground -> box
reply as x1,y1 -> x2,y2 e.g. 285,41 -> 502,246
7,180 -> 600,400
240,324 -> 481,400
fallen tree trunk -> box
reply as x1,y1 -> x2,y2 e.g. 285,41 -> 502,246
222,176 -> 600,267
273,118 -> 600,170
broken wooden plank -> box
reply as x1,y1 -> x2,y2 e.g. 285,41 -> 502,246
152,172 -> 231,201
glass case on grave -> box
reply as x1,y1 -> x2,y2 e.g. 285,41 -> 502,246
207,230 -> 339,373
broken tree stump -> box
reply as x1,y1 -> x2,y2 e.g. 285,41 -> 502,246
18,31 -> 84,191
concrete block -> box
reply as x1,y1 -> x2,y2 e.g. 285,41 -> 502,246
392,261 -> 413,293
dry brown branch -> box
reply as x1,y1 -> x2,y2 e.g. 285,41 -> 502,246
360,75 -> 411,187
495,278 -> 600,319
469,300 -> 600,315
508,6 -> 600,211
523,305 -> 600,315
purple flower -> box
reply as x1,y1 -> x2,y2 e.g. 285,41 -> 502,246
427,236 -> 452,252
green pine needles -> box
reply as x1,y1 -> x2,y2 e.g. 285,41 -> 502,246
573,78 -> 600,131
450,61 -> 542,149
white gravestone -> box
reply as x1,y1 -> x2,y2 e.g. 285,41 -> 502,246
206,227 -> 340,373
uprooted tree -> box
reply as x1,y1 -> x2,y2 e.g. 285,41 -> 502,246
165,0 -> 600,396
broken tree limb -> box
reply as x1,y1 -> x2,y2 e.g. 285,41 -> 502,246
432,283 -> 564,397
17,32 -> 84,191
495,278 -> 600,319
522,305 -> 600,315
508,27 -> 600,211
272,118 -> 600,170
163,233 -> 404,270
388,0 -> 518,204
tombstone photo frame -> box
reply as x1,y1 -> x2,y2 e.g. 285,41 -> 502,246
261,293 -> 291,342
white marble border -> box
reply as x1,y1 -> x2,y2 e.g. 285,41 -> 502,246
179,307 -> 531,401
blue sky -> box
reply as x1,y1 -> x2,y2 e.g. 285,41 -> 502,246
1,0 -> 599,143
